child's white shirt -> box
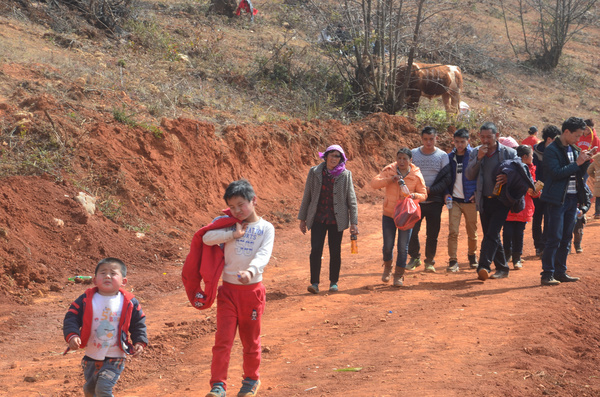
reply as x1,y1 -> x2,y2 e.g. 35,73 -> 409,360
85,292 -> 126,360
203,217 -> 275,284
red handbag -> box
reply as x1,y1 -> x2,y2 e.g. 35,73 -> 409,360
393,197 -> 421,230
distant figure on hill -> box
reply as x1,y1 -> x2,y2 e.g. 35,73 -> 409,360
235,0 -> 258,21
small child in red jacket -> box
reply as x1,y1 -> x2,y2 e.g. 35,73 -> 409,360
63,258 -> 147,396
203,180 -> 275,397
502,145 -> 539,269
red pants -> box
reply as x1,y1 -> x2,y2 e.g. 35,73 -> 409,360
210,282 -> 266,389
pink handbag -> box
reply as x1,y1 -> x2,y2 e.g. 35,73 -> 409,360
393,198 -> 421,230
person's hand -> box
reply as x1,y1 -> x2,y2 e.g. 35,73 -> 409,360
233,222 -> 247,239
132,343 -> 144,356
444,194 -> 451,201
578,150 -> 592,165
299,220 -> 307,235
527,188 -> 535,196
391,175 -> 400,183
237,270 -> 252,284
350,224 -> 359,235
496,173 -> 508,185
68,336 -> 81,351
468,194 -> 475,202
478,144 -> 488,160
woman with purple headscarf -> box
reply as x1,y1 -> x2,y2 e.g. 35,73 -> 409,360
298,144 -> 359,294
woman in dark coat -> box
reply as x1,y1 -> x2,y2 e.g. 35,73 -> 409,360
298,144 -> 359,294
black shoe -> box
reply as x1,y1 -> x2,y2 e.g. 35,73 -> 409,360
490,270 -> 509,279
468,254 -> 478,269
446,260 -> 459,273
541,277 -> 561,286
554,274 -> 580,282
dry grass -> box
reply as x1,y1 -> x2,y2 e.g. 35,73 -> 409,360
0,0 -> 599,132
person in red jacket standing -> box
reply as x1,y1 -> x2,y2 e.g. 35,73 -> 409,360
576,119 -> 600,180
502,146 -> 540,269
521,126 -> 540,147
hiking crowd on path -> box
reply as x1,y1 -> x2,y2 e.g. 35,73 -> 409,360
62,117 -> 597,397
300,116 -> 598,291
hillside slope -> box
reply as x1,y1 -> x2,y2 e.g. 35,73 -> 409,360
1,1 -> 600,396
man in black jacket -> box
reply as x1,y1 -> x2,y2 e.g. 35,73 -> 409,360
531,125 -> 561,257
539,117 -> 594,286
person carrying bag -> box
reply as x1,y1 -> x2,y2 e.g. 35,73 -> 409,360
371,148 -> 427,287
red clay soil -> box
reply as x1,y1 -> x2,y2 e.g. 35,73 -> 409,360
1,100 -> 600,396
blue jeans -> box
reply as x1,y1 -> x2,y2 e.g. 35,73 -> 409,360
82,356 -> 126,397
541,194 -> 578,279
382,215 -> 412,268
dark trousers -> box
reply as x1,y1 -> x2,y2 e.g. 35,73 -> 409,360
309,222 -> 343,285
478,197 -> 510,272
408,202 -> 443,265
503,220 -> 526,262
541,194 -> 577,279
596,197 -> 600,216
531,197 -> 546,252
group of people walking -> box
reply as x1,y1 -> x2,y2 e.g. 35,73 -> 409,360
63,118 -> 597,397
299,117 -> 597,291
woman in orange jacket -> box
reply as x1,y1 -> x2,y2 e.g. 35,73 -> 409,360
371,148 -> 428,287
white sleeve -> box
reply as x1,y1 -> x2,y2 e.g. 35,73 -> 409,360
202,228 -> 235,246
247,223 -> 275,278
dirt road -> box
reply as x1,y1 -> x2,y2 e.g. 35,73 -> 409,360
2,201 -> 600,396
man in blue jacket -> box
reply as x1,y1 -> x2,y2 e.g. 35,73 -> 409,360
539,117 -> 594,286
445,128 -> 478,272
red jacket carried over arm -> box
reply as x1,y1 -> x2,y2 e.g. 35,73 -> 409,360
181,209 -> 239,310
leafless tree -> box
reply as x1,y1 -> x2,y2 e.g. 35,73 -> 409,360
500,0 -> 599,70
312,0 -> 473,114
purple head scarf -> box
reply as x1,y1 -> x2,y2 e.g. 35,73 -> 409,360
319,144 -> 347,177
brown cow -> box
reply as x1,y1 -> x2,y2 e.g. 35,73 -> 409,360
394,62 -> 463,114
